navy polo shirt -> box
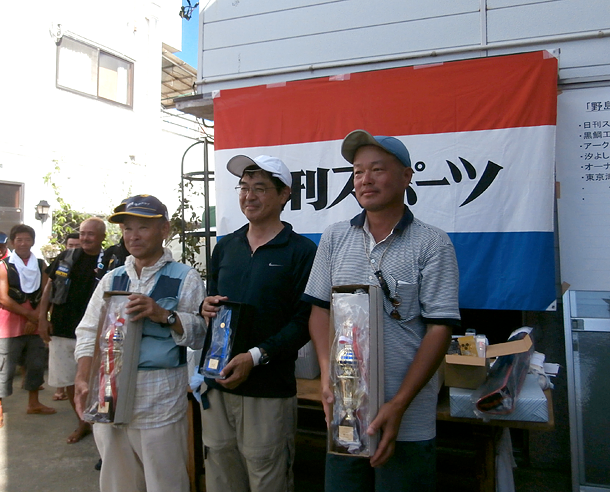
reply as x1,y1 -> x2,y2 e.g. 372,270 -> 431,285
205,222 -> 317,398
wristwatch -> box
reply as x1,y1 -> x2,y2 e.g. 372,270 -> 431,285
162,310 -> 178,327
259,348 -> 270,365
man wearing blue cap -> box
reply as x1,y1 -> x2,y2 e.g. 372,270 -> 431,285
199,156 -> 317,492
73,195 -> 206,492
304,130 -> 461,491
0,232 -> 9,261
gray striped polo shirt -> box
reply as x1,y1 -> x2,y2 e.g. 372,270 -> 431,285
303,207 -> 460,442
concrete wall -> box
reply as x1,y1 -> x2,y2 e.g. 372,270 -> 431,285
0,0 -> 193,255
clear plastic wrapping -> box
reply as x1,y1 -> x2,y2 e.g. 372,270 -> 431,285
201,305 -> 234,379
473,327 -> 534,416
84,293 -> 137,424
329,291 -> 370,455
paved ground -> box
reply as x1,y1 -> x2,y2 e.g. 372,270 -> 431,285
0,379 -> 571,492
0,382 -> 100,492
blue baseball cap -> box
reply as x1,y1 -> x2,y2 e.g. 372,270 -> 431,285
0,232 -> 7,244
107,195 -> 169,223
113,198 -> 129,214
341,130 -> 411,168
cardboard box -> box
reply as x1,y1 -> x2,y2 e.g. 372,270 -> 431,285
444,334 -> 534,389
295,340 -> 321,379
486,334 -> 533,359
444,354 -> 488,389
328,285 -> 383,457
449,373 -> 549,422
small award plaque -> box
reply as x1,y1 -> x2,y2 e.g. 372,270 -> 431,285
199,301 -> 254,380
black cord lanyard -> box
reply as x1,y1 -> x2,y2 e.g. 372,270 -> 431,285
362,229 -> 402,320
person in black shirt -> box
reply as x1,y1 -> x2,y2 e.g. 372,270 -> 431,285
104,236 -> 129,271
200,155 -> 316,492
51,233 -> 80,402
39,217 -> 106,444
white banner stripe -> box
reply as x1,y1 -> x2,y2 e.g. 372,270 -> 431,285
215,126 -> 555,236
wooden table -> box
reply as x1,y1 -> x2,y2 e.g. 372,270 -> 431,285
296,378 -> 555,492
436,386 -> 554,492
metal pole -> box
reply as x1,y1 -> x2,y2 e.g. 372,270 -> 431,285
203,137 -> 212,287
180,140 -> 206,264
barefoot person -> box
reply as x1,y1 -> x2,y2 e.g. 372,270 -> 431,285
39,218 -> 108,443
0,224 -> 55,427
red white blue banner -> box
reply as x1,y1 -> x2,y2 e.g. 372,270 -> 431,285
213,51 -> 558,311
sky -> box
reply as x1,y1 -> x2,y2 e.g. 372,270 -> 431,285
176,3 -> 199,68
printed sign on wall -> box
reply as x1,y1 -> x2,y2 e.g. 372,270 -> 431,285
557,86 -> 610,291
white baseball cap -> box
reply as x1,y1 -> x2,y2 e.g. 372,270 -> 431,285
227,155 -> 292,188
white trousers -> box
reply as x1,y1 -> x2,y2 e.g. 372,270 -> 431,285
93,415 -> 189,492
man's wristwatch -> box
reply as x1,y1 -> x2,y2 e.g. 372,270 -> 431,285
259,348 -> 270,365
162,310 -> 178,327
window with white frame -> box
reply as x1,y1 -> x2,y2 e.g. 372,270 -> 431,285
56,36 -> 133,107
0,181 -> 24,234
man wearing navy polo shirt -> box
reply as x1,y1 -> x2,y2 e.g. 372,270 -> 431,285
304,130 -> 461,491
200,155 -> 317,492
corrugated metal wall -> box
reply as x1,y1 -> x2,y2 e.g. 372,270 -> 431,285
196,0 -> 610,91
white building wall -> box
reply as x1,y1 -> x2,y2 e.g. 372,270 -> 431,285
196,0 -> 610,92
0,0 -> 191,256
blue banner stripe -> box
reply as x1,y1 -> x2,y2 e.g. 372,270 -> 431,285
449,231 -> 555,311
297,231 -> 555,311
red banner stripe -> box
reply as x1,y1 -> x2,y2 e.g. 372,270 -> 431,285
214,51 -> 557,150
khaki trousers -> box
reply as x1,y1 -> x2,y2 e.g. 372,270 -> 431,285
201,389 -> 297,492
93,415 -> 189,492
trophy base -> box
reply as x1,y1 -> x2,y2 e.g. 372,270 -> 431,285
334,417 -> 363,454
84,397 -> 115,424
338,425 -> 359,444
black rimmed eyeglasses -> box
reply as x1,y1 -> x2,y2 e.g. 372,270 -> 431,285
235,185 -> 275,196
374,270 -> 402,320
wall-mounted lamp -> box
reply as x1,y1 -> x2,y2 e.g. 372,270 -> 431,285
35,200 -> 51,224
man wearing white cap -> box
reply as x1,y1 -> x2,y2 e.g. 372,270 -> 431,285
200,155 -> 317,492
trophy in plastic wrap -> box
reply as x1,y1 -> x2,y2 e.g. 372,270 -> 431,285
329,286 -> 382,457
335,318 -> 363,448
201,305 -> 233,379
97,305 -> 126,422
84,292 -> 142,425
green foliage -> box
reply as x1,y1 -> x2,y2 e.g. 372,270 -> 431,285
43,162 -> 91,248
102,222 -> 122,250
169,180 -> 206,278
42,161 -> 122,256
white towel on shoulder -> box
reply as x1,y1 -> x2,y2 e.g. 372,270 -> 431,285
8,251 -> 41,293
